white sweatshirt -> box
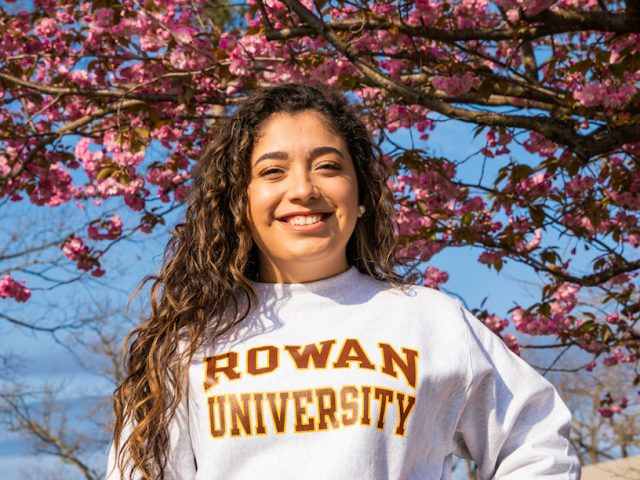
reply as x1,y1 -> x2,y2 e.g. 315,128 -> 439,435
106,266 -> 581,479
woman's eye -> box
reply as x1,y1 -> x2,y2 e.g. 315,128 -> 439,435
259,163 -> 339,177
318,162 -> 340,171
260,168 -> 283,177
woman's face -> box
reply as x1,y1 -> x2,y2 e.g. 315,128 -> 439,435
246,109 -> 361,283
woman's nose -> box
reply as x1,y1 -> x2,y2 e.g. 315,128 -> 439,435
287,167 -> 318,201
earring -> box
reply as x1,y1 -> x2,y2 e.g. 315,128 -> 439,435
358,204 -> 366,216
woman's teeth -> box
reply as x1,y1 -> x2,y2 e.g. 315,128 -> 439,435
287,214 -> 324,225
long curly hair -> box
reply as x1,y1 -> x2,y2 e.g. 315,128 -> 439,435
111,83 -> 406,479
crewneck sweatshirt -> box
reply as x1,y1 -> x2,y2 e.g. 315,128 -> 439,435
106,266 -> 581,479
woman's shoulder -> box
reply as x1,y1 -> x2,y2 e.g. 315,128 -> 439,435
355,272 -> 468,329
360,274 -> 478,364
364,272 -> 462,311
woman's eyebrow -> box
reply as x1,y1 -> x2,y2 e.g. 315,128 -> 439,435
254,151 -> 288,165
254,146 -> 345,166
310,146 -> 345,161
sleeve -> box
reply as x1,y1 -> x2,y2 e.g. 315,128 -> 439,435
105,382 -> 197,480
452,303 -> 581,480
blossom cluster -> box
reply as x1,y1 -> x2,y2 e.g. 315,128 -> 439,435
88,215 -> 123,241
0,274 -> 31,302
597,394 -> 629,418
61,236 -> 104,277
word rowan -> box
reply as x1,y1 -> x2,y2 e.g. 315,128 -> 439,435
203,338 -> 419,391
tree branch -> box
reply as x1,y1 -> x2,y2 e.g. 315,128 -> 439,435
0,72 -> 226,105
263,10 -> 638,43
56,99 -> 146,135
0,392 -> 99,480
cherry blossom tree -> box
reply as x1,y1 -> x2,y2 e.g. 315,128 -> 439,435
1,0 -> 639,415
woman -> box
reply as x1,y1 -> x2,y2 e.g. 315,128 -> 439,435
107,84 -> 580,479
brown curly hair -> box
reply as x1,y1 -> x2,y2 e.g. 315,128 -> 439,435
111,83 -> 406,479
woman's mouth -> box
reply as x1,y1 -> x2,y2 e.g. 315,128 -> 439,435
277,212 -> 333,228
285,213 -> 327,225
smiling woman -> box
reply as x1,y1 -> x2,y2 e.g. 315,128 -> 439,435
107,84 -> 581,480
247,110 -> 361,283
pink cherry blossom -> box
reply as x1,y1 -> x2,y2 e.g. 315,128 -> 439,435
87,215 -> 123,241
27,164 -> 75,207
575,80 -> 638,109
431,72 -> 480,97
62,236 -> 90,263
0,274 -> 31,302
423,266 -> 449,289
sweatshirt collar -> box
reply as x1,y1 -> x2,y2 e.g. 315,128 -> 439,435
250,266 -> 360,297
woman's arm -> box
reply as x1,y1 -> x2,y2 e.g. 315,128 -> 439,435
453,303 -> 581,479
